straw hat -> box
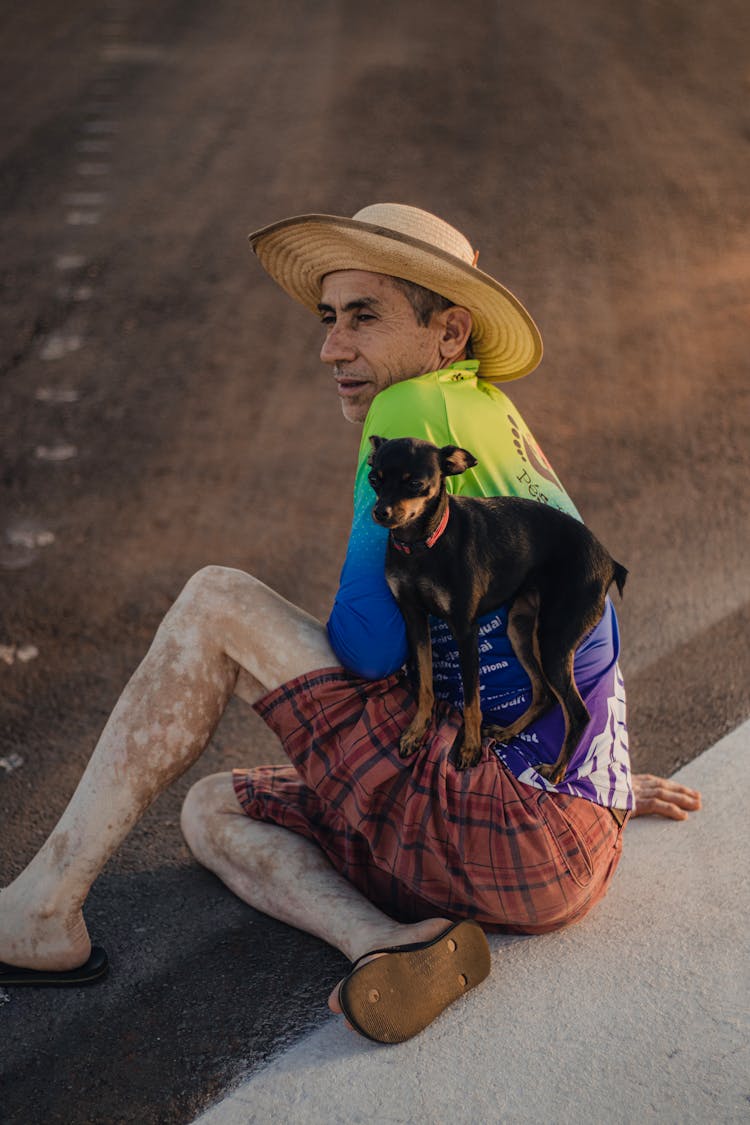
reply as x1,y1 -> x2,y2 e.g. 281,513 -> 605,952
249,203 -> 542,382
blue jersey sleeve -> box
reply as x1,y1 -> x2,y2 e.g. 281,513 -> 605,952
326,452 -> 409,678
325,377 -> 452,678
326,533 -> 408,678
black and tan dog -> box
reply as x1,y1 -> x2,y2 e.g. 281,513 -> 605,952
368,436 -> 627,782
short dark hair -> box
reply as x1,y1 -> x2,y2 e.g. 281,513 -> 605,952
390,276 -> 474,359
390,276 -> 454,327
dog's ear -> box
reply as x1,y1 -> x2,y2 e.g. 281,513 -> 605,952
368,435 -> 386,464
439,445 -> 477,476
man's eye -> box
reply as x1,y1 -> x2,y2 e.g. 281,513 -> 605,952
320,315 -> 335,326
356,313 -> 375,323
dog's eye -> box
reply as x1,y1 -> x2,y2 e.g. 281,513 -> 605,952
409,479 -> 426,493
367,471 -> 379,487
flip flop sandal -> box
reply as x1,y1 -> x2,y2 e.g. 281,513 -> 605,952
0,945 -> 109,987
338,920 -> 490,1044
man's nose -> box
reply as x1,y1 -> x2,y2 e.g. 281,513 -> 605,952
320,322 -> 357,364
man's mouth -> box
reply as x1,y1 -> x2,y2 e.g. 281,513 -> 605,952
335,375 -> 370,396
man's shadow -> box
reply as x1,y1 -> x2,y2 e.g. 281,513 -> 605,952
0,865 -> 346,1125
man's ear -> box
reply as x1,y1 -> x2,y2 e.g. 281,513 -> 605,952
439,445 -> 478,476
437,306 -> 473,362
368,434 -> 386,463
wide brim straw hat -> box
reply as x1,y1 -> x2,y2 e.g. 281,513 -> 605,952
249,203 -> 542,382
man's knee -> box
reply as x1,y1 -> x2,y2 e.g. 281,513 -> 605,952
180,771 -> 238,863
178,565 -> 254,616
165,565 -> 260,641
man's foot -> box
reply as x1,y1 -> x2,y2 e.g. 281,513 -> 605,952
0,945 -> 108,986
328,918 -> 491,1043
0,882 -> 92,972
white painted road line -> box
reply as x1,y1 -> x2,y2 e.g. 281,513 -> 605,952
194,722 -> 750,1125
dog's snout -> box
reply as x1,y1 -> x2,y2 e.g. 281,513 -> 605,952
373,503 -> 392,524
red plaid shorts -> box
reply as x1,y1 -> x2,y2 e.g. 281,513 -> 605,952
233,667 -> 628,934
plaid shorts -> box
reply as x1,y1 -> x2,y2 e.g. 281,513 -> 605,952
233,667 -> 628,934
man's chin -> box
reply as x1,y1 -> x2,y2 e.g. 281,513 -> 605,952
340,398 -> 371,424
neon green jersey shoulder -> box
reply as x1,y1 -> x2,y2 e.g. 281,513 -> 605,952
358,361 -> 579,516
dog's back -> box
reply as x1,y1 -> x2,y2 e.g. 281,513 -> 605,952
410,493 -> 626,628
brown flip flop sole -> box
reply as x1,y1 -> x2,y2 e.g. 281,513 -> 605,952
338,920 -> 490,1044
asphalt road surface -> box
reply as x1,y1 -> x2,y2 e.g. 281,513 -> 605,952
1,1 -> 748,1122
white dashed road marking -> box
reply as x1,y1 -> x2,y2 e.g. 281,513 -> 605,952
0,753 -> 25,773
66,211 -> 101,225
82,119 -> 118,134
39,333 -> 84,359
55,284 -> 93,301
35,387 -> 80,403
5,529 -> 56,549
34,444 -> 78,462
55,253 -> 87,271
64,192 -> 107,206
26,6 -> 129,575
0,646 -> 38,667
75,139 -> 112,153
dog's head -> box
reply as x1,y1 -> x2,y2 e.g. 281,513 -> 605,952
367,436 -> 477,530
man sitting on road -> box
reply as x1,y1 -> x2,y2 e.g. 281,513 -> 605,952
0,204 -> 700,1041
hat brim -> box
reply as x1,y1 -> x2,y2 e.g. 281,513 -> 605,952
249,214 -> 542,382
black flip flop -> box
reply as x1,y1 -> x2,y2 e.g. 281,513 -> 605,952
338,920 -> 490,1044
0,945 -> 109,987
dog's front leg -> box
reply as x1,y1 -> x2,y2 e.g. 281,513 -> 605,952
454,623 -> 483,769
399,604 -> 435,758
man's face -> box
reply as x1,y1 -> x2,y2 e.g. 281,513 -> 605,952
318,270 -> 447,424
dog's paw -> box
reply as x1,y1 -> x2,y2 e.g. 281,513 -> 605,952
482,722 -> 512,745
399,727 -> 425,758
455,741 -> 483,771
536,761 -> 566,785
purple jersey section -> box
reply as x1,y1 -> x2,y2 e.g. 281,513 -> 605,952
429,598 -> 632,809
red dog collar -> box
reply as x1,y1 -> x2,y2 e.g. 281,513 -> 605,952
390,503 -> 450,555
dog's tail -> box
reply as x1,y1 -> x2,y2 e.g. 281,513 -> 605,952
612,561 -> 628,598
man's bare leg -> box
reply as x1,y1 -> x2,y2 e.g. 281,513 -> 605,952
180,774 -> 450,1002
0,566 -> 449,973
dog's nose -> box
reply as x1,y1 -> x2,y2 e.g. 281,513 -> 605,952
373,504 -> 392,524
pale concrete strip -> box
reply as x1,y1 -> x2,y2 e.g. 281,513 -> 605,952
195,723 -> 750,1125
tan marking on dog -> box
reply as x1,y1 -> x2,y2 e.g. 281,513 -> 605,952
458,694 -> 484,768
416,574 -> 451,616
386,573 -> 402,599
389,479 -> 442,530
400,627 -> 435,757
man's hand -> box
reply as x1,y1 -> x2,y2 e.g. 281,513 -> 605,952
631,773 -> 702,820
